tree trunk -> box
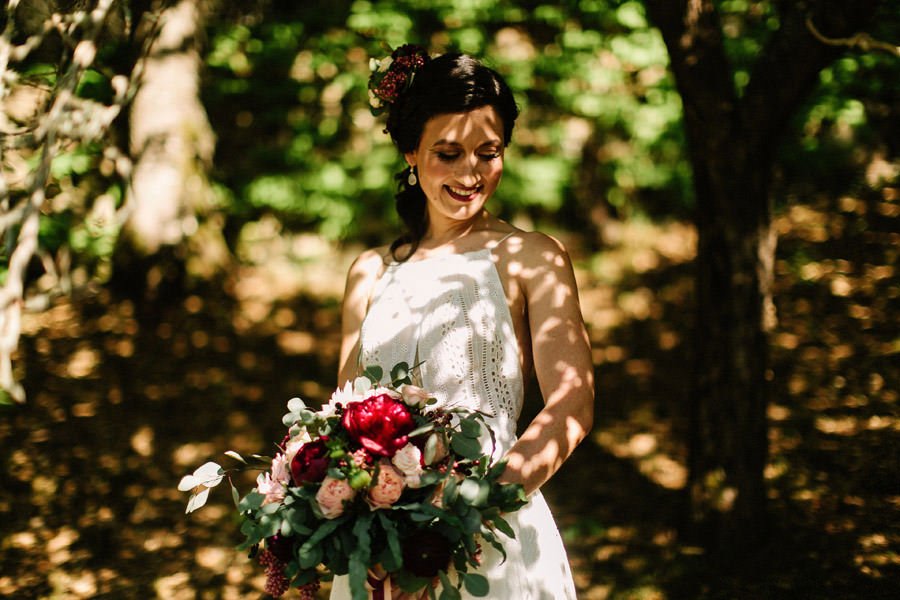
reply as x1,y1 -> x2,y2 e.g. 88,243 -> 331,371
643,0 -> 880,553
113,0 -> 219,300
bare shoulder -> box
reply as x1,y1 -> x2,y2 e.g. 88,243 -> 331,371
343,245 -> 391,307
496,230 -> 573,272
346,245 -> 391,282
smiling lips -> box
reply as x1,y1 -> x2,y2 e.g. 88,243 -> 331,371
446,185 -> 481,202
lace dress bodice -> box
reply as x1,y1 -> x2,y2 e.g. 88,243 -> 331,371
359,248 -> 523,456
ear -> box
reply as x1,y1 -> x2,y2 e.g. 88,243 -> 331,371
404,152 -> 416,168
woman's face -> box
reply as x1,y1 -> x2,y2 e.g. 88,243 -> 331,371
405,105 -> 506,230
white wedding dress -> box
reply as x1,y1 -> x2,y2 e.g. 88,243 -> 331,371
329,243 -> 578,600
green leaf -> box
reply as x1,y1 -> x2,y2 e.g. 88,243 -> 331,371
230,482 -> 240,509
408,423 -> 435,439
463,573 -> 489,597
390,361 -> 411,384
458,418 -> 482,438
348,549 -> 368,600
438,571 -> 461,600
238,491 -> 265,513
377,512 -> 403,571
298,519 -> 342,568
457,479 -> 490,507
450,435 -> 481,460
348,515 -> 374,600
363,365 -> 383,383
492,515 -> 516,539
395,569 -> 431,593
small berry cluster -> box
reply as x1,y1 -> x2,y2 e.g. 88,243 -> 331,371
258,548 -> 289,597
369,44 -> 429,113
297,580 -> 321,600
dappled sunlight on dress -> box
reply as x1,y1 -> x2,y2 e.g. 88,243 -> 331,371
329,248 -> 577,599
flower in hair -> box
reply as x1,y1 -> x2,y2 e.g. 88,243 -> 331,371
367,44 -> 429,115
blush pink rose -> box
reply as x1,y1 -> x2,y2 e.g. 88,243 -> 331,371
367,461 -> 406,509
398,384 -> 431,408
315,476 -> 356,519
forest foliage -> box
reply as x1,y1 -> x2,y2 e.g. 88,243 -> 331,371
4,0 -> 894,290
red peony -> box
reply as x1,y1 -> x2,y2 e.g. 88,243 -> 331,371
290,438 -> 330,484
341,394 -> 416,457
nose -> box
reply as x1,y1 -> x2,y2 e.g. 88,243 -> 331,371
453,155 -> 481,186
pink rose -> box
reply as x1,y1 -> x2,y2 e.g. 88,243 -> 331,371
290,438 -> 330,485
341,393 -> 415,457
367,461 -> 406,509
315,476 -> 356,519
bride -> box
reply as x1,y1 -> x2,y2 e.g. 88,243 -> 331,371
331,46 -> 594,599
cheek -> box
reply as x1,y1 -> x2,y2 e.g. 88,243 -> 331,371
423,161 -> 453,182
485,161 -> 504,184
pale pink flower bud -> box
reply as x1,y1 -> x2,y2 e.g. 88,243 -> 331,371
399,384 -> 431,408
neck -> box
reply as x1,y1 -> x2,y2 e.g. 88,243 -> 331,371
423,210 -> 492,248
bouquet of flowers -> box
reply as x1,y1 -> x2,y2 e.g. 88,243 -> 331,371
179,362 -> 527,600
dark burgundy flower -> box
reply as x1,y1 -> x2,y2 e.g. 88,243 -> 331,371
290,438 -> 330,484
401,529 -> 453,578
341,394 -> 415,457
266,533 -> 294,563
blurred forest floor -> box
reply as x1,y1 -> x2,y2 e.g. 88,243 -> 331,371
1,188 -> 898,599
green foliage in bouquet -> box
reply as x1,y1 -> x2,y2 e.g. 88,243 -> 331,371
180,362 -> 527,600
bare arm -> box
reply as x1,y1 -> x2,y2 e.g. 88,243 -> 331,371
337,249 -> 386,385
501,234 -> 595,495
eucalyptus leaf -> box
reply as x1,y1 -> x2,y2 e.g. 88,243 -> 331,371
390,361 -> 410,384
463,573 -> 489,597
363,365 -> 383,383
224,450 -> 247,464
287,397 -> 306,412
238,491 -> 265,513
437,571 -> 461,600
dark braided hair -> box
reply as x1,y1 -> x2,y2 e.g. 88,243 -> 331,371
383,53 -> 518,262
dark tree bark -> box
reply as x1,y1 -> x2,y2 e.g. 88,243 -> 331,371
642,0 -> 880,553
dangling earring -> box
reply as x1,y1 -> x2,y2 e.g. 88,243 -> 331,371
407,166 -> 417,186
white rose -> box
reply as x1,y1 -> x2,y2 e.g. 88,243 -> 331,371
391,443 -> 424,488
